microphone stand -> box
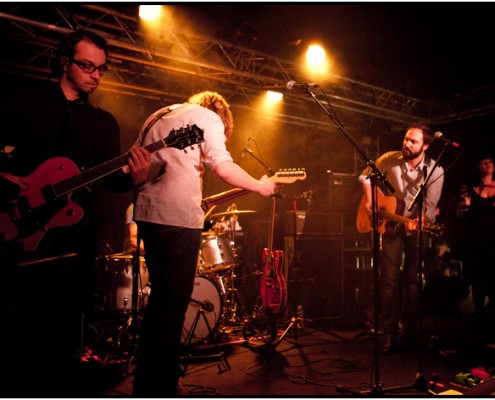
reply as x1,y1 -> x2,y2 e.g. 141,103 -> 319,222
300,86 -> 394,396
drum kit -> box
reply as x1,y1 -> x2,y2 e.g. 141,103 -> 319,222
98,206 -> 256,347
183,207 -> 256,344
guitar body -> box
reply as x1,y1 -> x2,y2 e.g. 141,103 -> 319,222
0,125 -> 205,253
0,157 -> 84,251
356,187 -> 443,238
356,188 -> 397,234
260,248 -> 287,315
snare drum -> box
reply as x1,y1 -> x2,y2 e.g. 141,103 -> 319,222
198,235 -> 236,274
102,253 -> 150,312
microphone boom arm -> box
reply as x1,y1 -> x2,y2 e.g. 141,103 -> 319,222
243,147 -> 275,177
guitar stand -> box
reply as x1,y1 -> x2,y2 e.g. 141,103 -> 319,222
267,198 -> 303,352
180,302 -> 231,377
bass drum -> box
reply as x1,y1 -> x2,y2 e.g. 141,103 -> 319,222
182,275 -> 223,344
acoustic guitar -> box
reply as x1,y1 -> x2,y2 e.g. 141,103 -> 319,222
356,188 -> 443,238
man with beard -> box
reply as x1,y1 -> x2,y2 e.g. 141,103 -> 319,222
358,123 -> 444,355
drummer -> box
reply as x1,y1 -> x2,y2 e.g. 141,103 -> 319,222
213,203 -> 244,241
123,202 -> 145,254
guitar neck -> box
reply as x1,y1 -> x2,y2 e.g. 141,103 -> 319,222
52,140 -> 164,198
201,168 -> 307,211
267,197 -> 276,254
202,188 -> 249,211
50,124 -> 204,199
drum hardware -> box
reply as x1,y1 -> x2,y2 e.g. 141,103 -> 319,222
101,229 -> 145,374
181,275 -> 223,345
180,277 -> 231,377
216,268 -> 249,331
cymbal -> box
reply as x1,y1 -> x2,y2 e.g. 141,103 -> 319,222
211,209 -> 256,218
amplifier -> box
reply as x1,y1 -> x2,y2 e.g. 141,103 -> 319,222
327,171 -> 360,212
284,211 -> 343,235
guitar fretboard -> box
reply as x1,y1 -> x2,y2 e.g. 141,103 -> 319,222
51,125 -> 203,198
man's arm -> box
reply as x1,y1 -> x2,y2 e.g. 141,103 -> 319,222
213,160 -> 276,198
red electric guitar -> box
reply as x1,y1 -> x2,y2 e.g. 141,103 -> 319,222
0,125 -> 204,252
258,169 -> 307,315
260,195 -> 287,315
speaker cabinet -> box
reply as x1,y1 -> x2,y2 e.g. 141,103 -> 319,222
284,235 -> 344,319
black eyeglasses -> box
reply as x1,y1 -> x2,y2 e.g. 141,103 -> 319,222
70,58 -> 109,75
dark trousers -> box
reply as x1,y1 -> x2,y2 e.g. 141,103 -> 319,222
380,230 -> 422,337
132,222 -> 201,397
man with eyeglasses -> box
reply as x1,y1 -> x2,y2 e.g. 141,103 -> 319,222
0,30 -> 150,396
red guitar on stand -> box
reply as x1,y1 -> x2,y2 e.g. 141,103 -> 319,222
260,195 -> 287,315
258,169 -> 306,315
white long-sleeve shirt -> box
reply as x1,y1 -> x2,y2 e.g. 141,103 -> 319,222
133,103 -> 233,229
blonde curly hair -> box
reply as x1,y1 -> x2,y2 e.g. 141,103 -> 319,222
188,91 -> 234,140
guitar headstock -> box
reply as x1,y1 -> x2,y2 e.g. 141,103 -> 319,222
166,124 -> 205,150
271,168 -> 307,184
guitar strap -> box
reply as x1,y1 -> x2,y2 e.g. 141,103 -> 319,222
138,107 -> 173,146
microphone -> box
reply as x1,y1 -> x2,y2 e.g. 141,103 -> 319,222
190,298 -> 214,312
240,137 -> 251,158
434,131 -> 461,148
286,80 -> 319,91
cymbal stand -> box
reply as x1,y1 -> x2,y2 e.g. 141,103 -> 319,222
217,216 -> 249,330
218,268 -> 248,328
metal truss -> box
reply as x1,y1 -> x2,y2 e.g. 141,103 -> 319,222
1,3 -> 494,132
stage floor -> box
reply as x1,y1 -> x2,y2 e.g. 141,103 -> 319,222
5,308 -> 494,397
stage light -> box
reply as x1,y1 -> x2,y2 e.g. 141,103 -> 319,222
306,45 -> 326,66
266,91 -> 283,103
139,5 -> 162,21
304,43 -> 330,77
